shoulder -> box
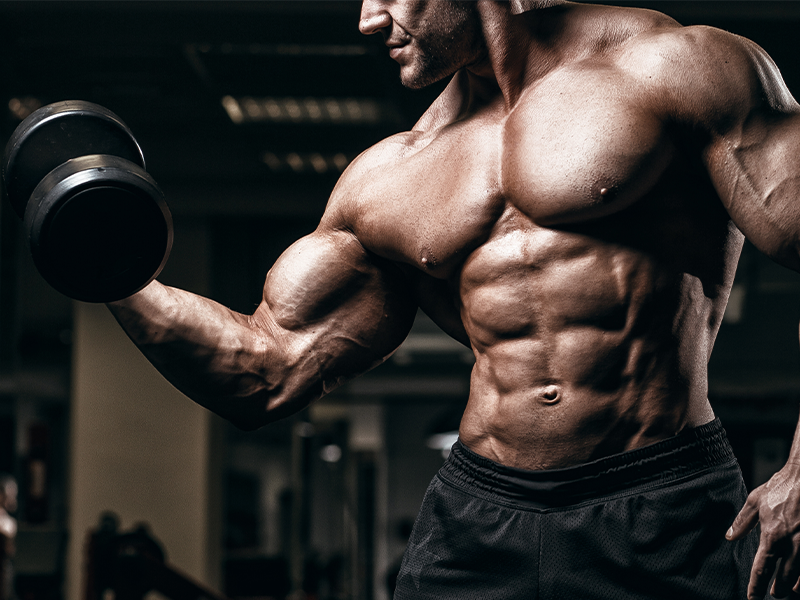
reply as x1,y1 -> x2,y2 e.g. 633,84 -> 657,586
320,96 -> 459,232
318,130 -> 417,233
319,65 -> 472,233
611,23 -> 798,129
565,2 -> 680,45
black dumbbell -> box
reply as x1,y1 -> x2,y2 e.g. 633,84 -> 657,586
2,100 -> 173,303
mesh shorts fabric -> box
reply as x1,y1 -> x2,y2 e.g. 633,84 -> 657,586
394,419 -> 761,600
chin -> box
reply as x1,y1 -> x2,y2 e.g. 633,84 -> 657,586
400,66 -> 450,90
400,76 -> 429,90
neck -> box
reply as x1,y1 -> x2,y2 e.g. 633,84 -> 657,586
468,0 -> 572,107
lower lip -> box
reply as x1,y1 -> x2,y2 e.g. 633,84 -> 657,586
389,47 -> 403,60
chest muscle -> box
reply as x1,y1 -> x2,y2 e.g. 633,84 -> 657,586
353,119 -> 504,276
351,67 -> 675,276
503,68 -> 674,225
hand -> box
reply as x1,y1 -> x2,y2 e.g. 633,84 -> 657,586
727,463 -> 800,599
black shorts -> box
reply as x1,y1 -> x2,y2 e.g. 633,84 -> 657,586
394,419 -> 761,600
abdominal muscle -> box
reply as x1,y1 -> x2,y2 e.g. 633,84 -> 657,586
454,226 -> 718,471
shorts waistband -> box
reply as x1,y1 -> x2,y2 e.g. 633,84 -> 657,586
438,418 -> 736,509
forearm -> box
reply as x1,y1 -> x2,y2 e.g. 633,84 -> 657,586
107,281 -> 287,428
727,396 -> 800,599
105,231 -> 416,429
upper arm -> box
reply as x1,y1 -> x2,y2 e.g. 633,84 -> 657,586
629,26 -> 800,270
250,226 -> 416,416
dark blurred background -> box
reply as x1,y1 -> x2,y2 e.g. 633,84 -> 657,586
1,2 -> 800,600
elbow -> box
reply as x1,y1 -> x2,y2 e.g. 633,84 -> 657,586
183,377 -> 278,431
194,392 -> 271,431
205,341 -> 328,430
763,240 -> 800,273
228,415 -> 265,432
213,381 -> 318,432
745,224 -> 800,273
206,392 -> 285,432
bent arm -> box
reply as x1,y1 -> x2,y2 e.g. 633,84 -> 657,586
658,27 -> 800,599
621,25 -> 800,266
705,93 -> 800,271
679,29 -> 800,269
108,228 -> 416,430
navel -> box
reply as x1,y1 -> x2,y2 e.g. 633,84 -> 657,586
540,385 -> 561,405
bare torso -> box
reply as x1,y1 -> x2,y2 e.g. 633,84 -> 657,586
333,4 -> 743,469
104,2 -> 800,589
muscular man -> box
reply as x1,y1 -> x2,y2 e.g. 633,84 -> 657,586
106,1 -> 800,598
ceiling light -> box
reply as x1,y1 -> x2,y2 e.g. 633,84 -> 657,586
222,95 -> 393,125
427,432 -> 459,459
261,152 -> 282,171
285,152 -> 304,173
261,152 -> 354,175
320,444 -> 342,463
8,97 -> 43,121
191,43 -> 369,57
309,153 -> 328,174
332,154 -> 349,171
220,96 -> 243,124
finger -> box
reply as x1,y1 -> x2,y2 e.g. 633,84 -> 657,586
728,492 -> 761,540
749,542 -> 781,600
773,541 -> 800,598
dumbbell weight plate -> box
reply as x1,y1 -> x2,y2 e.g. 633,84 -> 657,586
2,100 -> 145,218
25,154 -> 173,303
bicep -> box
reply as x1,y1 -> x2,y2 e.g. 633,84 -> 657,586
706,110 -> 800,271
655,27 -> 800,270
252,228 -> 417,397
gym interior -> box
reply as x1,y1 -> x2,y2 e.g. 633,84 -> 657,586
1,2 -> 800,600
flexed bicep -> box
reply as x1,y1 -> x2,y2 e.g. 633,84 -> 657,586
630,25 -> 800,271
251,228 -> 417,408
691,32 -> 800,271
109,227 -> 415,430
706,108 -> 800,272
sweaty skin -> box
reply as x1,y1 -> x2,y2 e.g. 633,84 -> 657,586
108,2 -> 800,598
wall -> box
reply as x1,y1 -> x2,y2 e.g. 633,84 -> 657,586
65,219 -> 223,598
